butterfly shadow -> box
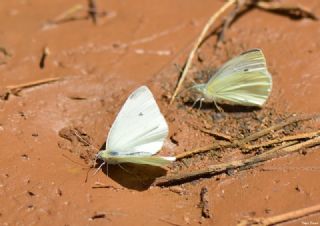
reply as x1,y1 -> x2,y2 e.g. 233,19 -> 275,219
185,100 -> 260,113
98,159 -> 167,191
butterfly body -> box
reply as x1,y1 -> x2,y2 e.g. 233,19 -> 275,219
193,49 -> 272,107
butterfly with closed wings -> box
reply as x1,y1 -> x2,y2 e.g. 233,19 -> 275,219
193,48 -> 272,108
96,86 -> 175,171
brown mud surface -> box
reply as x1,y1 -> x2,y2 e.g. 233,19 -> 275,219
1,0 -> 320,225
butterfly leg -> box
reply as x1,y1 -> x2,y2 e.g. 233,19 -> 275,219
192,97 -> 201,109
212,98 -> 224,113
198,98 -> 205,110
106,162 -> 109,177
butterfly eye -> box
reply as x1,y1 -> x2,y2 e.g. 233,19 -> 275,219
244,68 -> 249,72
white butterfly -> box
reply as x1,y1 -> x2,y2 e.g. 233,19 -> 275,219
96,86 -> 175,168
193,48 -> 272,107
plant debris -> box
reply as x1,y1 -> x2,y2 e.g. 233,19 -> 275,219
154,133 -> 320,186
199,186 -> 211,218
238,203 -> 320,226
39,46 -> 50,69
0,77 -> 62,100
49,4 -> 84,24
89,212 -> 107,221
253,1 -> 318,20
88,0 -> 98,24
175,115 -> 316,159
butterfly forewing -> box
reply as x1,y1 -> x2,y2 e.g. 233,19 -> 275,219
106,86 -> 168,155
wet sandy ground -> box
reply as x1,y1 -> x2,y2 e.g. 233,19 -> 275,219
1,0 -> 320,225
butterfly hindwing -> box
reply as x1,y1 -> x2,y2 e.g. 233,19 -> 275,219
105,156 -> 175,167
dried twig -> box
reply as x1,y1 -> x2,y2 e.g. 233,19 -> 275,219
238,203 -> 320,226
254,1 -> 318,20
50,4 -> 84,24
199,128 -> 233,141
0,77 -> 62,100
216,0 -> 318,46
158,218 -> 183,226
47,2 -> 107,26
0,47 -> 12,57
88,0 -> 98,24
170,0 -> 236,104
216,0 -> 243,46
89,212 -> 107,220
244,130 -> 320,151
39,46 -> 50,69
7,77 -> 61,94
91,182 -> 123,190
154,136 -> 320,186
0,46 -> 12,65
175,141 -> 230,160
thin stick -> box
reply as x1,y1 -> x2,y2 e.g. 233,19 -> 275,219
199,128 -> 233,141
216,0 -> 242,46
51,4 -> 84,24
244,130 -> 320,151
254,1 -> 318,20
39,46 -> 50,69
170,0 -> 236,104
88,0 -> 98,24
154,136 -> 320,186
7,77 -> 61,90
238,203 -> 320,226
175,141 -> 230,160
158,218 -> 183,226
6,77 -> 62,95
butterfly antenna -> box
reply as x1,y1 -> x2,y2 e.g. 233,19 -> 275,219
176,81 -> 199,97
93,161 -> 106,175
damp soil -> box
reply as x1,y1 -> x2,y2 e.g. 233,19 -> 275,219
1,0 -> 320,225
